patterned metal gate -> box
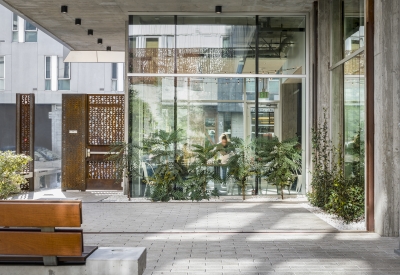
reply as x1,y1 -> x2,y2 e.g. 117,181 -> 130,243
62,94 -> 124,191
16,94 -> 35,191
86,95 -> 124,190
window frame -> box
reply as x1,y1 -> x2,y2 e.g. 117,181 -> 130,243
24,20 -> 38,43
12,13 -> 18,42
0,56 -> 5,91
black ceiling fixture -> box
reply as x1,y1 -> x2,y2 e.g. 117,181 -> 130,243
61,5 -> 68,14
88,29 -> 93,35
106,46 -> 111,51
97,38 -> 103,45
75,18 -> 81,25
215,6 -> 222,14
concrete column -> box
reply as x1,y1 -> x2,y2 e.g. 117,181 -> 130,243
374,0 -> 400,237
281,83 -> 299,141
316,0 -> 331,126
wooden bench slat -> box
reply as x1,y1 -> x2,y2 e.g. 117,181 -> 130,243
0,201 -> 82,227
0,232 -> 83,256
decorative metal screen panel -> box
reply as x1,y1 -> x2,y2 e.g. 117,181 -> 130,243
16,94 -> 35,191
88,161 -> 119,180
61,94 -> 87,190
88,95 -> 125,145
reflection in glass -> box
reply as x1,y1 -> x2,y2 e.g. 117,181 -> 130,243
343,0 -> 364,56
258,17 -> 306,75
344,53 -> 365,183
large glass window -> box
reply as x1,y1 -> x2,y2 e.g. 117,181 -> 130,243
0,56 -> 4,90
128,15 -> 307,197
330,1 -> 365,188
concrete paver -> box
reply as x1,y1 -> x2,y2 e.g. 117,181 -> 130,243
77,202 -> 400,274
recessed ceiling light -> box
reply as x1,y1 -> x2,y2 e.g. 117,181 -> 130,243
75,18 -> 81,25
88,29 -> 93,35
61,5 -> 68,14
215,6 -> 222,14
106,46 -> 111,51
97,38 -> 103,45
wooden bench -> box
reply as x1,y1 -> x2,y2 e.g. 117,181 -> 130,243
0,200 -> 97,266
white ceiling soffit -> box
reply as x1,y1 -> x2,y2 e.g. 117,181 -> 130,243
64,51 -> 125,63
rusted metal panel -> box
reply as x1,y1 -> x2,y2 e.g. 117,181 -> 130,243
365,0 -> 375,232
16,93 -> 35,191
62,94 -> 87,191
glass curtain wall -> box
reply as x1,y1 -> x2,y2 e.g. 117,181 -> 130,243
331,0 -> 365,186
128,15 -> 306,197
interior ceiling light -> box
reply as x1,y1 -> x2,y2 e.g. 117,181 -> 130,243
61,5 -> 68,14
97,38 -> 103,45
75,18 -> 81,25
88,29 -> 93,35
215,6 -> 222,14
106,46 -> 111,51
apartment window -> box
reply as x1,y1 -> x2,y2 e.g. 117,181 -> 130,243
44,56 -> 51,90
58,57 -> 70,90
0,57 -> 4,90
111,63 -> 117,91
12,13 -> 18,42
25,21 -> 37,42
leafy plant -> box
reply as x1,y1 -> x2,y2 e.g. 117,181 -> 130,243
142,129 -> 187,202
308,111 -> 337,207
225,137 -> 258,200
0,151 -> 32,200
325,144 -> 364,223
308,110 -> 365,223
264,138 -> 302,199
185,140 -> 220,201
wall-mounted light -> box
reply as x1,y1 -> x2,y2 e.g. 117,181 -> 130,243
215,6 -> 222,14
97,38 -> 103,45
88,29 -> 93,35
61,5 -> 68,14
75,18 -> 81,25
106,46 -> 111,51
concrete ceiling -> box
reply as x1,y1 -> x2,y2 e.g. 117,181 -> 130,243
0,0 -> 314,51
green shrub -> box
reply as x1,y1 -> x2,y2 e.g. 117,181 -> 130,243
0,151 -> 32,200
308,110 -> 365,223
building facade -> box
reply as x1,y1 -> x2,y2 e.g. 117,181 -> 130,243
1,0 -> 400,236
0,4 -> 124,188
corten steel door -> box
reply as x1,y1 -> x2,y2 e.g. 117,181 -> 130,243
16,94 -> 35,191
62,94 -> 124,191
62,94 -> 87,191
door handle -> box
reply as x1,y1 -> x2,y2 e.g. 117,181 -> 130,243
86,148 -> 91,158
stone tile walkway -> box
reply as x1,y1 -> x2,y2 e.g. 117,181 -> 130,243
81,202 -> 336,233
10,190 -> 400,274
84,232 -> 400,275
79,202 -> 400,274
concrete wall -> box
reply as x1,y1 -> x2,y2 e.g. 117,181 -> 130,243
374,0 -> 400,237
316,0 -> 331,126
